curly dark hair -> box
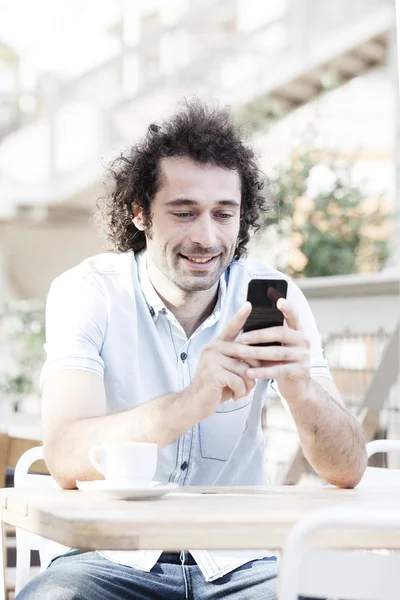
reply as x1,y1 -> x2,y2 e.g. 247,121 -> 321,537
100,99 -> 271,259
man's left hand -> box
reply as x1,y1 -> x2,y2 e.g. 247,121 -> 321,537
237,298 -> 311,404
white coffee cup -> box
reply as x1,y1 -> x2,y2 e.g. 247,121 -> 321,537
88,442 -> 158,487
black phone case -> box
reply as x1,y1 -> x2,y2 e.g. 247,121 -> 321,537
243,279 -> 288,347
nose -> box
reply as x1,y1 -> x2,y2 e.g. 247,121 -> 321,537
189,214 -> 217,248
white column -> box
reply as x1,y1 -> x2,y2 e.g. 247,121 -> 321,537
120,0 -> 140,94
393,2 -> 400,268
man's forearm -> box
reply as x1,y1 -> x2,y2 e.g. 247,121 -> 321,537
45,388 -> 202,489
287,379 -> 367,488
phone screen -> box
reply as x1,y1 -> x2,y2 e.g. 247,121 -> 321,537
243,278 -> 288,346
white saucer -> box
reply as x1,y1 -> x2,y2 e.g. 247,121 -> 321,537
76,480 -> 179,500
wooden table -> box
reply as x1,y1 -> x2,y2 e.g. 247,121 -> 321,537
2,485 -> 400,552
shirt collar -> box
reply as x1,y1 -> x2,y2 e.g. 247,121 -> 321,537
136,250 -> 227,327
137,250 -> 167,318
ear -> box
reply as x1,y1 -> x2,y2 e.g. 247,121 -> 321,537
132,202 -> 145,231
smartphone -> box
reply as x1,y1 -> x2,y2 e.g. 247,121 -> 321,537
243,278 -> 288,346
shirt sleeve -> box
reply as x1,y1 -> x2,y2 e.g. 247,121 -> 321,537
270,279 -> 332,407
40,272 -> 107,387
286,279 -> 332,380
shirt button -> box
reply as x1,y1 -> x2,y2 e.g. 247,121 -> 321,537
181,461 -> 188,471
149,307 -> 155,317
180,352 -> 187,362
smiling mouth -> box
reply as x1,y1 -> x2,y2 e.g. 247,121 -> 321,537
181,254 -> 219,264
179,254 -> 220,267
181,255 -> 217,263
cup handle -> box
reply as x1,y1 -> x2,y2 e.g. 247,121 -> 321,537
88,445 -> 107,476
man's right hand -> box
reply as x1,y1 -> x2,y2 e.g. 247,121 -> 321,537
189,302 -> 256,419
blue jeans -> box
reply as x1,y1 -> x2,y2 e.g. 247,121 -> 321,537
16,550 -> 278,600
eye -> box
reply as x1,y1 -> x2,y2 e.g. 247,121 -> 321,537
216,213 -> 234,220
173,212 -> 194,218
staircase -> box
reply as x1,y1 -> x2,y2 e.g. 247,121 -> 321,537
0,0 -> 395,213
0,0 -> 396,298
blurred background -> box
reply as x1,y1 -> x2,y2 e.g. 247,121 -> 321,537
0,0 -> 399,483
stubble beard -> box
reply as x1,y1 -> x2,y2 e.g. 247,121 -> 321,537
164,247 -> 235,293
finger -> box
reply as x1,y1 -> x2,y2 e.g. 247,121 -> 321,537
223,372 -> 247,401
217,340 -> 263,372
219,302 -> 252,342
244,377 -> 256,396
230,374 -> 255,399
216,339 -> 307,366
246,358 -> 262,369
234,345 -> 308,364
220,356 -> 256,397
220,355 -> 254,383
216,339 -> 264,359
215,340 -> 264,368
246,362 -> 310,381
276,298 -> 301,331
239,327 -> 308,348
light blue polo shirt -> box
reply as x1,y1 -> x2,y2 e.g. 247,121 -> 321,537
42,250 -> 331,581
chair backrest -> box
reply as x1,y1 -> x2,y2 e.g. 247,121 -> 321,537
279,508 -> 400,600
13,446 -> 70,594
279,440 -> 400,599
359,440 -> 400,487
13,446 -> 57,490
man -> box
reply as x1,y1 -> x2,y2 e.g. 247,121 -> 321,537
17,100 -> 367,600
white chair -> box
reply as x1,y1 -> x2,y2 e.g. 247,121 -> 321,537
12,446 -> 70,595
278,440 -> 400,600
360,440 -> 400,486
279,508 -> 400,600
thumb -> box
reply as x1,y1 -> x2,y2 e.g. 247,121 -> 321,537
219,302 -> 252,342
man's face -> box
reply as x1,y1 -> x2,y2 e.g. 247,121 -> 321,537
135,157 -> 241,292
